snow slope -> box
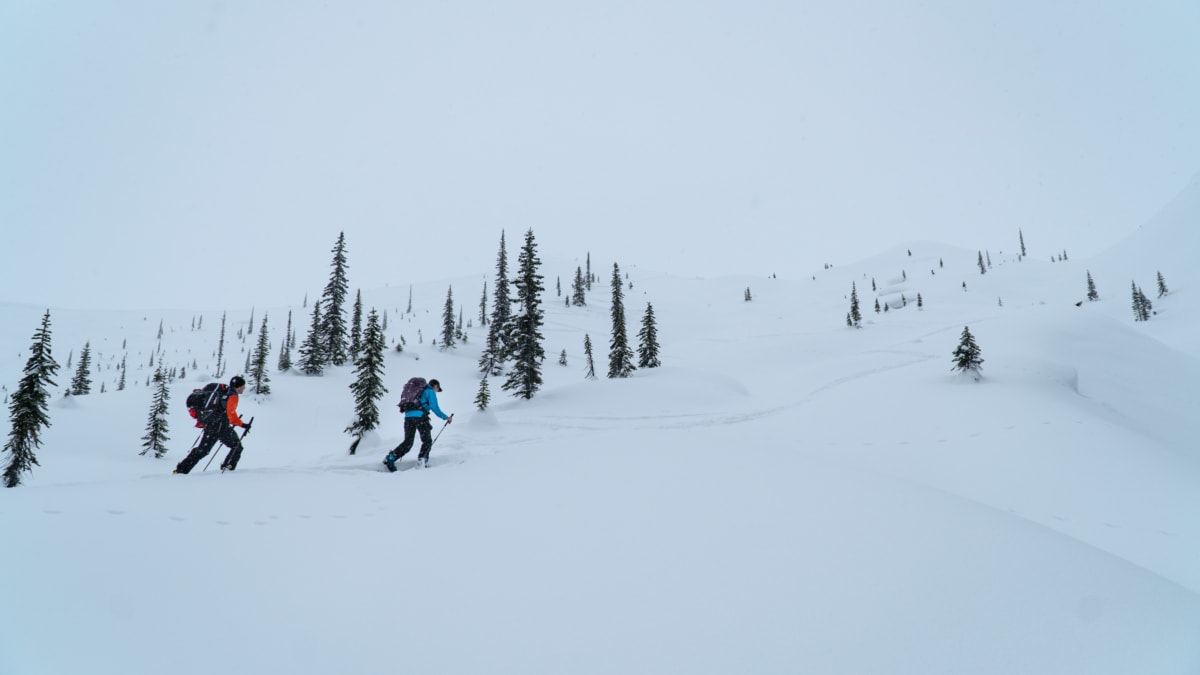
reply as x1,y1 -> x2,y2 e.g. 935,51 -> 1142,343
2,180 -> 1198,673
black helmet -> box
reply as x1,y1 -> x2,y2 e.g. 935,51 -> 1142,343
428,379 -> 442,391
230,375 -> 246,389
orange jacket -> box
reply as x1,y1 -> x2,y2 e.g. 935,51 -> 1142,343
224,392 -> 246,427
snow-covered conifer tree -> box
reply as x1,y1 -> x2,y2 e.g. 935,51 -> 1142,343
502,229 -> 546,399
3,311 -> 59,487
345,309 -> 387,454
441,285 -> 456,350
951,326 -> 984,379
249,315 -> 271,395
320,232 -> 350,366
140,365 -> 171,457
637,303 -> 662,368
297,300 -> 325,375
70,341 -> 92,395
607,263 -> 636,379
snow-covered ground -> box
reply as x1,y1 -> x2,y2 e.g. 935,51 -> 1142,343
2,177 -> 1198,674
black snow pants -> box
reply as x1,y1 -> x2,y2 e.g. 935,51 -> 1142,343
175,422 -> 244,474
392,415 -> 433,460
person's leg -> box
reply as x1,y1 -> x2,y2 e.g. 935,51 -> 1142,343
416,417 -> 434,461
219,426 -> 244,470
384,417 -> 419,471
175,428 -> 218,474
394,418 -> 419,458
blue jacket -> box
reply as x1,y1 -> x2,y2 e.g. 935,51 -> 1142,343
405,385 -> 449,420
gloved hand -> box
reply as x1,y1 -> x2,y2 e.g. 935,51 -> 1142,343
447,414 -> 454,424
242,420 -> 252,433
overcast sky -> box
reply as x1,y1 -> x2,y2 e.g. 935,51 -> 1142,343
2,0 -> 1197,310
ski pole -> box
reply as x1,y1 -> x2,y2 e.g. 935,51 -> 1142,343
431,415 -> 453,446
204,417 -> 254,472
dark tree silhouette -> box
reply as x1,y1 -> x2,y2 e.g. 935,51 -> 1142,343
214,312 -> 227,377
249,315 -> 271,394
849,282 -> 862,328
608,263 -> 636,379
441,285 -> 456,349
503,229 -> 546,399
350,289 -> 363,361
583,334 -> 596,380
69,341 -> 92,395
480,231 -> 511,376
140,365 -> 171,458
320,232 -> 351,366
4,311 -> 60,487
278,310 -> 293,372
1086,271 -> 1099,301
951,326 -> 984,379
298,300 -> 325,375
637,303 -> 662,368
475,376 -> 491,411
571,266 -> 587,306
346,309 -> 388,454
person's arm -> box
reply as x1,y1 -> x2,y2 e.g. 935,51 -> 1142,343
427,391 -> 449,421
226,395 -> 245,426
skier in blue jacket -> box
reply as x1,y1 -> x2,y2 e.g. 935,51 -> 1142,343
384,379 -> 452,471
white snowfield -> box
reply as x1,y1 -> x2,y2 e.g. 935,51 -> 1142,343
3,176 -> 1198,674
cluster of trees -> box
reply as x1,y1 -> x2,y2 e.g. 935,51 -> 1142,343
473,231 -> 661,410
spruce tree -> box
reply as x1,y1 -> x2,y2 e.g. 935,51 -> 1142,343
583,334 -> 596,379
441,285 -> 456,349
637,303 -> 662,368
278,310 -> 293,372
571,266 -> 586,306
585,252 -> 593,291
479,281 -> 489,326
480,231 -> 511,376
1086,271 -> 1099,301
848,282 -> 862,327
502,229 -> 546,399
350,289 -> 364,361
320,232 -> 351,366
277,337 -> 292,372
475,377 -> 491,411
744,287 -> 752,302
951,326 -> 984,379
1157,271 -> 1169,298
977,251 -> 986,275
297,299 -> 325,375
117,356 -> 127,391
4,311 -> 59,487
214,312 -> 227,377
345,309 -> 387,453
1019,229 -> 1027,258
1131,283 -> 1152,322
140,365 -> 171,457
607,263 -> 636,378
70,341 -> 93,395
250,315 -> 271,394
